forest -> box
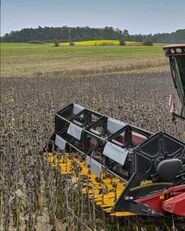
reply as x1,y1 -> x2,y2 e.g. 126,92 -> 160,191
1,26 -> 185,43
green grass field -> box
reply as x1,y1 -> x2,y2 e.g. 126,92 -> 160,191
1,42 -> 169,78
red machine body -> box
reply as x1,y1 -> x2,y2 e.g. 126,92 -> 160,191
136,185 -> 185,217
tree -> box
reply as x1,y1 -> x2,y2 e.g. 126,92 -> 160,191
119,39 -> 126,46
53,39 -> 60,47
143,40 -> 153,46
69,42 -> 75,46
123,29 -> 129,37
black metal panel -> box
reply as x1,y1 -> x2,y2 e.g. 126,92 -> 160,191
108,125 -> 152,148
113,132 -> 185,213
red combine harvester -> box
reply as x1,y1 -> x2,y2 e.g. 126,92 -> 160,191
46,45 -> 185,230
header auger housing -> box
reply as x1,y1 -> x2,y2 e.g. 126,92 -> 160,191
46,103 -> 185,218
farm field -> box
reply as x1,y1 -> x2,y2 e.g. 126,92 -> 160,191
61,39 -> 138,45
1,42 -> 168,78
1,72 -> 185,230
1,41 -> 185,230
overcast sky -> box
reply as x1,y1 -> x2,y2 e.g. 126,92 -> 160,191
1,0 -> 185,36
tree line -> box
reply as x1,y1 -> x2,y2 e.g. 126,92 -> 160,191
1,26 -> 185,43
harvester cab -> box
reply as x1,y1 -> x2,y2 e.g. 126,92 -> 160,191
163,44 -> 185,118
46,103 -> 185,219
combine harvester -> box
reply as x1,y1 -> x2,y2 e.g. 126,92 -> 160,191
46,45 -> 185,230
